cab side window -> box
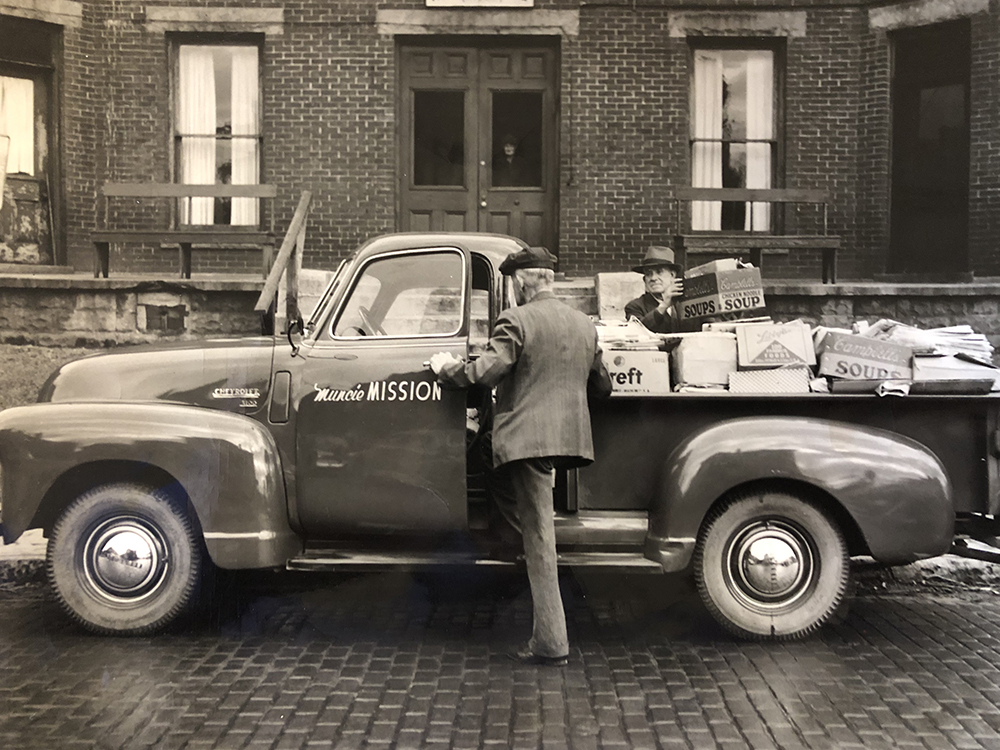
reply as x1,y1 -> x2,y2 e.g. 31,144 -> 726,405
469,254 -> 492,354
332,250 -> 465,338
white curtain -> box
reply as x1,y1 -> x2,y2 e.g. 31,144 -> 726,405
178,46 -> 217,224
0,76 -> 34,175
230,47 -> 259,226
691,53 -> 723,230
744,52 -> 774,231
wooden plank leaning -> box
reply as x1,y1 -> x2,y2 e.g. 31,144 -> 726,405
255,191 -> 313,333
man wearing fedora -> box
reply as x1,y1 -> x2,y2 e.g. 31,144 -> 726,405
429,246 -> 611,666
625,245 -> 685,333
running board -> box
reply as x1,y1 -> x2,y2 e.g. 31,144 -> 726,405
287,550 -> 663,573
949,538 -> 1000,565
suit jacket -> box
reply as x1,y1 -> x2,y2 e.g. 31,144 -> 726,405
439,290 -> 610,468
624,292 -> 678,334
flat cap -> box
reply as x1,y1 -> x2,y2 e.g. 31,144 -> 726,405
499,246 -> 557,275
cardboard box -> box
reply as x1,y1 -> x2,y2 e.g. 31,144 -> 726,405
736,322 -> 817,370
818,332 -> 913,380
729,367 -> 811,394
677,267 -> 765,325
607,350 -> 672,395
685,258 -> 741,276
912,354 -> 1000,391
671,333 -> 737,387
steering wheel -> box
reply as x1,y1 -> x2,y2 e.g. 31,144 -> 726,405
358,306 -> 386,337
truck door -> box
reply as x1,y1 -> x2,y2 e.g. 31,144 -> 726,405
295,246 -> 471,535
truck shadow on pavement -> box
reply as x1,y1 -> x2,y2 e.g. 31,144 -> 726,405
188,567 -> 724,647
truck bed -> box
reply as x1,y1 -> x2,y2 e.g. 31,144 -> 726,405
581,392 -> 1000,516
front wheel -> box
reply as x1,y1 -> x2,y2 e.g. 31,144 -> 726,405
47,483 -> 202,635
694,489 -> 849,640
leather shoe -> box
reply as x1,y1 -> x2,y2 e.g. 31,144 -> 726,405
506,646 -> 568,667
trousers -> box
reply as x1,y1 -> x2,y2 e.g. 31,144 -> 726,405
503,457 -> 569,659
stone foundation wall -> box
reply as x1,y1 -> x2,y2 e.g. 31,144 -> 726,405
2,276 -> 999,360
0,278 -> 263,347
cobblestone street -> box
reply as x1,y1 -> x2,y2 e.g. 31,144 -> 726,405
1,567 -> 999,750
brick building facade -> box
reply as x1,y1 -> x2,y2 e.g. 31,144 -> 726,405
1,0 -> 997,281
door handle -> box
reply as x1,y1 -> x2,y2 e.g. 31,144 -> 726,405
333,354 -> 357,360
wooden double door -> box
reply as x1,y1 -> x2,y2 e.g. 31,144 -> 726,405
399,42 -> 559,253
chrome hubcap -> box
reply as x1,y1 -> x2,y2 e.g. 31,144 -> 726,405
83,517 -> 168,601
726,521 -> 813,610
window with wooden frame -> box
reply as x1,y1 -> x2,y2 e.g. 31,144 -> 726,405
171,39 -> 262,226
689,43 -> 783,232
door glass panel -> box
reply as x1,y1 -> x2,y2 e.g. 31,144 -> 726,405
413,91 -> 464,186
917,84 -> 965,191
491,91 -> 542,187
333,251 -> 464,339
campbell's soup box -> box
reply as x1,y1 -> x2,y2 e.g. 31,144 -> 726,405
677,267 -> 765,327
818,332 -> 913,380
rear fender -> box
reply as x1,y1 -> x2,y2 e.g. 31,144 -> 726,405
0,402 -> 300,568
644,417 -> 954,571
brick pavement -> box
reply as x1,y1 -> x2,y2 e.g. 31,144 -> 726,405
1,568 -> 1000,750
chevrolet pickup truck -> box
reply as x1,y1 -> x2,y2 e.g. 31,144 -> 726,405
1,232 -> 998,640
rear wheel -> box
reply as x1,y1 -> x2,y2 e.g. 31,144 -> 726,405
694,489 -> 849,640
47,483 -> 201,635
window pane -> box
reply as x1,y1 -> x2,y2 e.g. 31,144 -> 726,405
334,252 -> 464,338
691,49 -> 775,231
413,91 -> 464,186
491,91 -> 543,188
0,76 -> 34,175
335,275 -> 381,337
176,45 -> 259,225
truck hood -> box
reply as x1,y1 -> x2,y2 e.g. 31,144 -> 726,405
38,337 -> 276,413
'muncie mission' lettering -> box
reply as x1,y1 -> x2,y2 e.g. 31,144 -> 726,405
313,380 -> 442,403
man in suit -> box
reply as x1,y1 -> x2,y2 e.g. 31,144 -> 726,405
625,245 -> 685,333
430,246 -> 611,666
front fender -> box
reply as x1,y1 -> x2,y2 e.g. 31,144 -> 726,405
0,402 -> 301,569
645,417 -> 954,570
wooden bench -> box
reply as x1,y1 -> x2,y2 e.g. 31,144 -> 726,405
673,187 -> 840,283
92,183 -> 278,278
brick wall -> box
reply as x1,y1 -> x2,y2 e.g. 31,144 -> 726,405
969,1 -> 1000,276
856,21 -> 892,279
559,5 -> 869,279
559,7 -> 685,275
27,0 -> 1000,280
60,0 -> 399,275
265,1 -> 396,271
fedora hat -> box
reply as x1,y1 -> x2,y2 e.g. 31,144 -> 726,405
631,245 -> 681,274
499,246 -> 557,275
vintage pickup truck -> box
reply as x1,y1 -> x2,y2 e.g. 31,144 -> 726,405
0,232 -> 998,640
